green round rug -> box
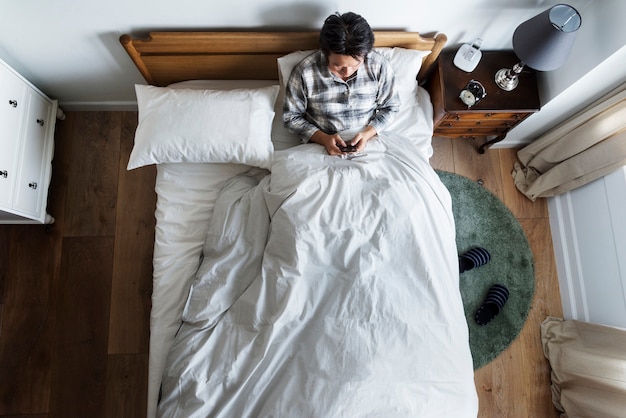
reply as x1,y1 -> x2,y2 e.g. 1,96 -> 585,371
437,170 -> 535,370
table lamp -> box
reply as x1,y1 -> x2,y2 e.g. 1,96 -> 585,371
495,4 -> 582,91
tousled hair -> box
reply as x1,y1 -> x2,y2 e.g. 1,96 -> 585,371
319,12 -> 375,58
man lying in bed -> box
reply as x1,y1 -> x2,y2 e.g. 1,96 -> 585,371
283,11 -> 400,156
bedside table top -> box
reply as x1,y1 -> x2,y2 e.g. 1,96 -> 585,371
436,50 -> 540,113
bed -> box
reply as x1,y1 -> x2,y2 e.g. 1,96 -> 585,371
120,30 -> 478,418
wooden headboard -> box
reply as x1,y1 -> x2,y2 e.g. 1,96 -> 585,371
119,31 -> 447,86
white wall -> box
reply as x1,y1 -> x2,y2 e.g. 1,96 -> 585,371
500,0 -> 626,147
0,0 -> 595,114
548,166 -> 626,328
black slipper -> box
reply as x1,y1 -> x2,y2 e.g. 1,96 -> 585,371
459,247 -> 491,273
475,284 -> 509,326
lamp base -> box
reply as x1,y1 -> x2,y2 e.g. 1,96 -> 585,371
495,68 -> 519,91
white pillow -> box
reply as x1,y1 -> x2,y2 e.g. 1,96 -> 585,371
164,80 -> 299,151
375,48 -> 433,154
277,50 -> 316,89
375,47 -> 431,105
127,84 -> 279,170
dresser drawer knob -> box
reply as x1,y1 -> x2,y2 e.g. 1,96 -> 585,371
485,113 -> 493,117
0,170 -> 7,178
36,119 -> 45,126
29,182 -> 38,190
9,99 -> 18,108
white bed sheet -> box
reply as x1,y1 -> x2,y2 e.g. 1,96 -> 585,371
147,83 -> 452,418
150,162 -> 261,417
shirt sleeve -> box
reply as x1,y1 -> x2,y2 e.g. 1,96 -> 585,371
367,58 -> 400,134
282,64 -> 319,143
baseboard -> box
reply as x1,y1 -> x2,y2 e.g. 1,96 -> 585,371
58,101 -> 138,112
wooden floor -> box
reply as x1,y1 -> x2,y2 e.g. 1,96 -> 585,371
0,111 -> 563,417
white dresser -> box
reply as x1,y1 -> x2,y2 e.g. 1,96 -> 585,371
0,57 -> 59,224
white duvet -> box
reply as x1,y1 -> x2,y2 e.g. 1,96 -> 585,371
156,134 -> 477,417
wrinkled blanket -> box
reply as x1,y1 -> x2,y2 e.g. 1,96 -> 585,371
157,134 -> 478,417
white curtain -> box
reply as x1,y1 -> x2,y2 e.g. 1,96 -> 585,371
512,83 -> 626,200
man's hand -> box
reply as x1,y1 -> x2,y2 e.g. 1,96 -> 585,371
348,126 -> 377,153
309,131 -> 348,156
310,126 -> 378,155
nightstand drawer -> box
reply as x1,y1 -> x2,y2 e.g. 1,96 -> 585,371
443,112 -> 526,122
435,126 -> 511,136
436,112 -> 530,133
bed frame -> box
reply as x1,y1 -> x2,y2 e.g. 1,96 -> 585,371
119,31 -> 447,86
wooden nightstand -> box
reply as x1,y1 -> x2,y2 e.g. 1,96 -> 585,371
426,50 -> 540,153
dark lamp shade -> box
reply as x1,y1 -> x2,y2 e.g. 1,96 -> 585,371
512,4 -> 582,71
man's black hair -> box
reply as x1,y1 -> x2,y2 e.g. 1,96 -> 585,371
319,12 -> 375,58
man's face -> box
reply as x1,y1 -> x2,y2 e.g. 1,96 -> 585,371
327,53 -> 364,81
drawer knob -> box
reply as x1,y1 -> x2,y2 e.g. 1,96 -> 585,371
29,182 -> 38,190
9,99 -> 18,108
36,119 -> 45,126
0,170 -> 7,178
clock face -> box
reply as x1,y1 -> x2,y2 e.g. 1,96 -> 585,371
459,80 -> 486,108
460,89 -> 476,107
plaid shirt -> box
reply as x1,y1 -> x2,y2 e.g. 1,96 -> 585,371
283,50 -> 400,143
